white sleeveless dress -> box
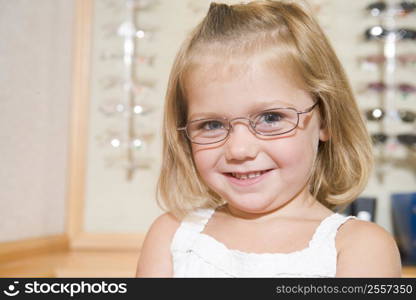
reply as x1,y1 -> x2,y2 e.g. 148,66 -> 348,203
171,207 -> 357,277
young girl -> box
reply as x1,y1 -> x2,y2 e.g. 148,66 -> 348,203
136,0 -> 402,277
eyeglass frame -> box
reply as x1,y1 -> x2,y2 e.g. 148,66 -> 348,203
177,100 -> 319,145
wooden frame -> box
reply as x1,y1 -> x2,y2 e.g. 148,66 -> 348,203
0,235 -> 68,264
67,0 -> 143,252
66,0 -> 92,242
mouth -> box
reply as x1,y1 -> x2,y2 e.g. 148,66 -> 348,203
224,169 -> 273,179
223,169 -> 274,186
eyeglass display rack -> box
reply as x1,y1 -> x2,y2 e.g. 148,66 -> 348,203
97,0 -> 159,181
364,0 -> 416,184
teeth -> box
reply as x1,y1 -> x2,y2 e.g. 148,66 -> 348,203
232,171 -> 265,180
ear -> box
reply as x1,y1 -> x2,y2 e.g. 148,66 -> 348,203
319,126 -> 330,142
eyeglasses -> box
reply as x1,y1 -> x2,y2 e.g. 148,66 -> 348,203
177,101 -> 319,145
366,1 -> 416,17
371,133 -> 416,147
365,26 -> 416,40
359,53 -> 416,68
364,108 -> 416,122
364,81 -> 416,98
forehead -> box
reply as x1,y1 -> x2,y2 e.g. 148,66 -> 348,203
184,57 -> 312,120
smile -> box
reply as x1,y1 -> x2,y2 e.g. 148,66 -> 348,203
223,169 -> 274,186
231,170 -> 268,179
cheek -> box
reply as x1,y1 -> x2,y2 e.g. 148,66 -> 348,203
193,153 -> 208,174
191,146 -> 217,177
268,137 -> 317,171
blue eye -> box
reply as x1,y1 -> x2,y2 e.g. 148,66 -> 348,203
199,120 -> 225,130
254,110 -> 294,134
259,112 -> 284,123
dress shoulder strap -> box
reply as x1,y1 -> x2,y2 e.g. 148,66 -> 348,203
170,207 -> 215,252
309,213 -> 357,247
181,208 -> 215,232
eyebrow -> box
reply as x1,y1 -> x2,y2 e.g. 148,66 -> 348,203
188,99 -> 296,121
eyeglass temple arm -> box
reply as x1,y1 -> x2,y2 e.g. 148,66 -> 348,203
298,101 -> 318,114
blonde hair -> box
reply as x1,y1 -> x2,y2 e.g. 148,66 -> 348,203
156,0 -> 374,219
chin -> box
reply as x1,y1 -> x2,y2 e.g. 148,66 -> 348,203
225,195 -> 283,213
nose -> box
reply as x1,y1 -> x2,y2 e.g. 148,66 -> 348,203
224,119 -> 259,161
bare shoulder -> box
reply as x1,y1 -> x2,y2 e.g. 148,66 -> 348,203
135,212 -> 181,277
336,218 -> 402,277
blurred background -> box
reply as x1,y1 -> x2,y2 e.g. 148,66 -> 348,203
0,0 -> 415,277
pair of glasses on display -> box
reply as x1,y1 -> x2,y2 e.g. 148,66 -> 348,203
365,26 -> 416,40
371,133 -> 416,147
100,22 -> 157,40
366,1 -> 416,16
99,52 -> 156,66
99,75 -> 156,91
99,99 -> 155,117
359,53 -> 416,67
177,101 -> 318,145
365,108 -> 416,122
102,0 -> 158,11
364,82 -> 416,97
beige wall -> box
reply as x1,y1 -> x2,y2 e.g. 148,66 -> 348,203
0,0 -> 74,242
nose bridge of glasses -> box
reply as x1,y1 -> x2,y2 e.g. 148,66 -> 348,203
228,116 -> 255,130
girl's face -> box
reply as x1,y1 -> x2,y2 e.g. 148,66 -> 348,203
185,60 -> 329,216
